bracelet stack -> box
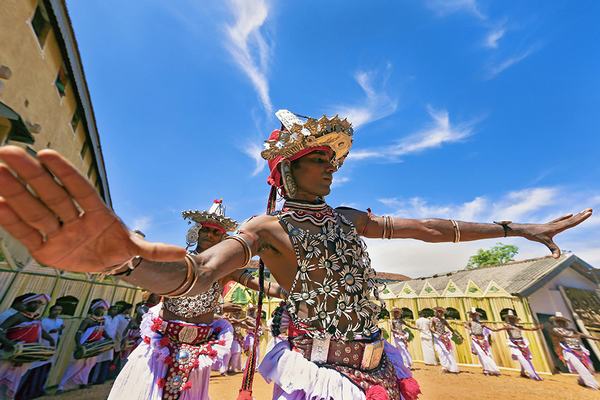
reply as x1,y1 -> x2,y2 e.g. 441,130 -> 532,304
224,233 -> 253,267
162,254 -> 199,298
381,215 -> 394,239
450,219 -> 461,243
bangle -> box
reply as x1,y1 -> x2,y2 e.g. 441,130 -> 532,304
381,216 -> 389,239
161,254 -> 196,298
450,220 -> 461,243
493,220 -> 513,237
224,234 -> 252,267
240,270 -> 252,287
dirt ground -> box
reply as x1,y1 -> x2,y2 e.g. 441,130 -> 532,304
43,364 -> 598,400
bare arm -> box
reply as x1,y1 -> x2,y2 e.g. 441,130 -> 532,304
225,268 -> 286,299
339,207 -> 592,258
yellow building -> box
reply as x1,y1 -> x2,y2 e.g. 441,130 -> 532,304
381,254 -> 600,374
0,0 -> 144,387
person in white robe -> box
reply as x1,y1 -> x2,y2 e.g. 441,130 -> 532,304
415,311 -> 437,365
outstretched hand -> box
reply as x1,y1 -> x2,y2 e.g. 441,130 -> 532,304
512,209 -> 593,258
0,146 -> 186,273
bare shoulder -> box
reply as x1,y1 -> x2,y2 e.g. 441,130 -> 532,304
239,214 -> 280,234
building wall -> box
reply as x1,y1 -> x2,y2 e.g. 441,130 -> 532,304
528,267 -> 598,318
0,0 -> 101,188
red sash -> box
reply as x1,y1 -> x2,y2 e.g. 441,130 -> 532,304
6,321 -> 40,343
87,327 -> 105,343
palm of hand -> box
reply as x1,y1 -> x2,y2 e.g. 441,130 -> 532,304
0,146 -> 185,273
517,209 -> 593,257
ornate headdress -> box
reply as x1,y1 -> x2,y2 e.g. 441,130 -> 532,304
261,110 -> 354,165
182,199 -> 238,249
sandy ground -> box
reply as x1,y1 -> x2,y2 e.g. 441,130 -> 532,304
43,364 -> 599,400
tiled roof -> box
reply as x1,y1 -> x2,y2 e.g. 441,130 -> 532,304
387,253 -> 596,296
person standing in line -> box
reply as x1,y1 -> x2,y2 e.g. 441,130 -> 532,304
415,310 -> 437,366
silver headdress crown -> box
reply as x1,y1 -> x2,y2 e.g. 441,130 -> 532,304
261,110 -> 354,167
182,200 -> 238,248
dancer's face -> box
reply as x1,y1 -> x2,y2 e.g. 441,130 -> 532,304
24,300 -> 42,313
197,226 -> 225,251
291,150 -> 336,200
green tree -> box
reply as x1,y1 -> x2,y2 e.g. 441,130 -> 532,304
466,243 -> 519,269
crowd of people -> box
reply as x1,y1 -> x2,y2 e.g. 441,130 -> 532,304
389,307 -> 600,389
0,109 -> 595,399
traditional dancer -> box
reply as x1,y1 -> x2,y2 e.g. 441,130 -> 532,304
16,304 -> 65,399
550,312 -> 600,390
415,311 -> 437,366
57,299 -> 111,393
0,111 -> 592,400
0,293 -> 52,400
490,310 -> 543,380
391,308 -> 416,369
108,200 -> 281,400
431,307 -> 461,373
464,308 -> 500,376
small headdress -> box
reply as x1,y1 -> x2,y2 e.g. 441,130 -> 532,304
504,309 -> 520,322
468,307 -> 481,317
21,293 -> 51,305
549,311 -> 570,324
182,199 -> 238,249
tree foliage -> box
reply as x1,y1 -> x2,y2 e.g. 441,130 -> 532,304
466,243 -> 519,269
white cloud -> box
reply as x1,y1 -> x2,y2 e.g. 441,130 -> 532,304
332,65 -> 398,128
332,176 -> 351,188
132,216 -> 152,232
225,0 -> 273,114
243,141 -> 266,176
484,26 -> 506,49
425,0 -> 486,20
368,186 -> 598,277
349,106 -> 476,161
487,47 -> 536,79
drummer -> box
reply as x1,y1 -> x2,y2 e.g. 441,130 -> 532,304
15,304 -> 65,399
0,293 -> 52,400
57,299 -> 111,393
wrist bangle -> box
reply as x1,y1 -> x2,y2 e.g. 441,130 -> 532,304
493,220 -> 513,237
97,256 -> 142,279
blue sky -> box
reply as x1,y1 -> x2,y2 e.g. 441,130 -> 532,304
67,0 -> 600,277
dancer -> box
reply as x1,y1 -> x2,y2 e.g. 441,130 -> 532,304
391,308 -> 416,369
464,308 -> 500,376
0,293 -> 52,400
57,299 -> 111,393
489,310 -> 543,380
550,312 -> 600,390
89,304 -> 119,385
430,307 -> 460,374
0,109 -> 592,399
415,311 -> 437,366
266,304 -> 288,354
108,200 -> 281,400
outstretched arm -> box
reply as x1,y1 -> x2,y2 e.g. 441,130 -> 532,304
0,146 -> 271,295
339,207 -> 592,258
